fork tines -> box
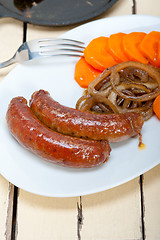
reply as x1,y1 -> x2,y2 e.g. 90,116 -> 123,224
38,38 -> 85,57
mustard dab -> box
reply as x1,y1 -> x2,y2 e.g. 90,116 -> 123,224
138,142 -> 146,150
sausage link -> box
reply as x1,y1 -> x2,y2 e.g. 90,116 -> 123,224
30,90 -> 144,142
6,97 -> 111,168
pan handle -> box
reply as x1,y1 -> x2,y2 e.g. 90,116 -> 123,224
0,4 -> 11,18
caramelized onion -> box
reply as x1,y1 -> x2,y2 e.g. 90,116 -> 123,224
88,68 -> 112,97
77,94 -> 119,113
76,61 -> 160,121
110,61 -> 160,101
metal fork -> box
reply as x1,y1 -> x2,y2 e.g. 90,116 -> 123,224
0,38 -> 85,68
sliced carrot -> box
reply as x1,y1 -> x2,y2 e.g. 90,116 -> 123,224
108,32 -> 129,62
139,31 -> 160,67
74,57 -> 102,88
157,41 -> 160,66
122,32 -> 148,64
153,94 -> 160,120
84,36 -> 118,71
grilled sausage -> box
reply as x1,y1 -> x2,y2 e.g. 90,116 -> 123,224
6,97 -> 111,168
30,90 -> 144,142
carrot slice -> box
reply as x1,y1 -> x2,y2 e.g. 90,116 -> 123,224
84,36 -> 118,71
122,32 -> 148,64
153,94 -> 160,120
139,31 -> 160,67
74,57 -> 102,88
108,33 -> 129,62
157,41 -> 160,66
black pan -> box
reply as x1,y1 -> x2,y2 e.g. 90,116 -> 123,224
0,0 -> 118,27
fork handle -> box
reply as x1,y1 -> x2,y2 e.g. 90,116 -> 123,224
0,57 -> 16,68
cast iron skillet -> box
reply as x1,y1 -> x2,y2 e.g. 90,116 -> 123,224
0,0 -> 118,26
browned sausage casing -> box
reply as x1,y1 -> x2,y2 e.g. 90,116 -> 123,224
6,97 -> 111,168
30,90 -> 144,142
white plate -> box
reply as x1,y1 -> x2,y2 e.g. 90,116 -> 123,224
0,15 -> 160,197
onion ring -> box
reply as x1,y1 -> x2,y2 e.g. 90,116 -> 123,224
110,61 -> 160,101
76,61 -> 160,121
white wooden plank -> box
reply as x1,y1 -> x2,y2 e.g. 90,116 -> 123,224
81,178 -> 142,240
137,0 -> 160,16
0,18 -> 23,81
0,177 -> 14,240
16,190 -> 79,240
27,24 -> 73,40
143,165 -> 160,239
0,18 -> 23,240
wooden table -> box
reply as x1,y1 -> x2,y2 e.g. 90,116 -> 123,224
0,1 -> 160,239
